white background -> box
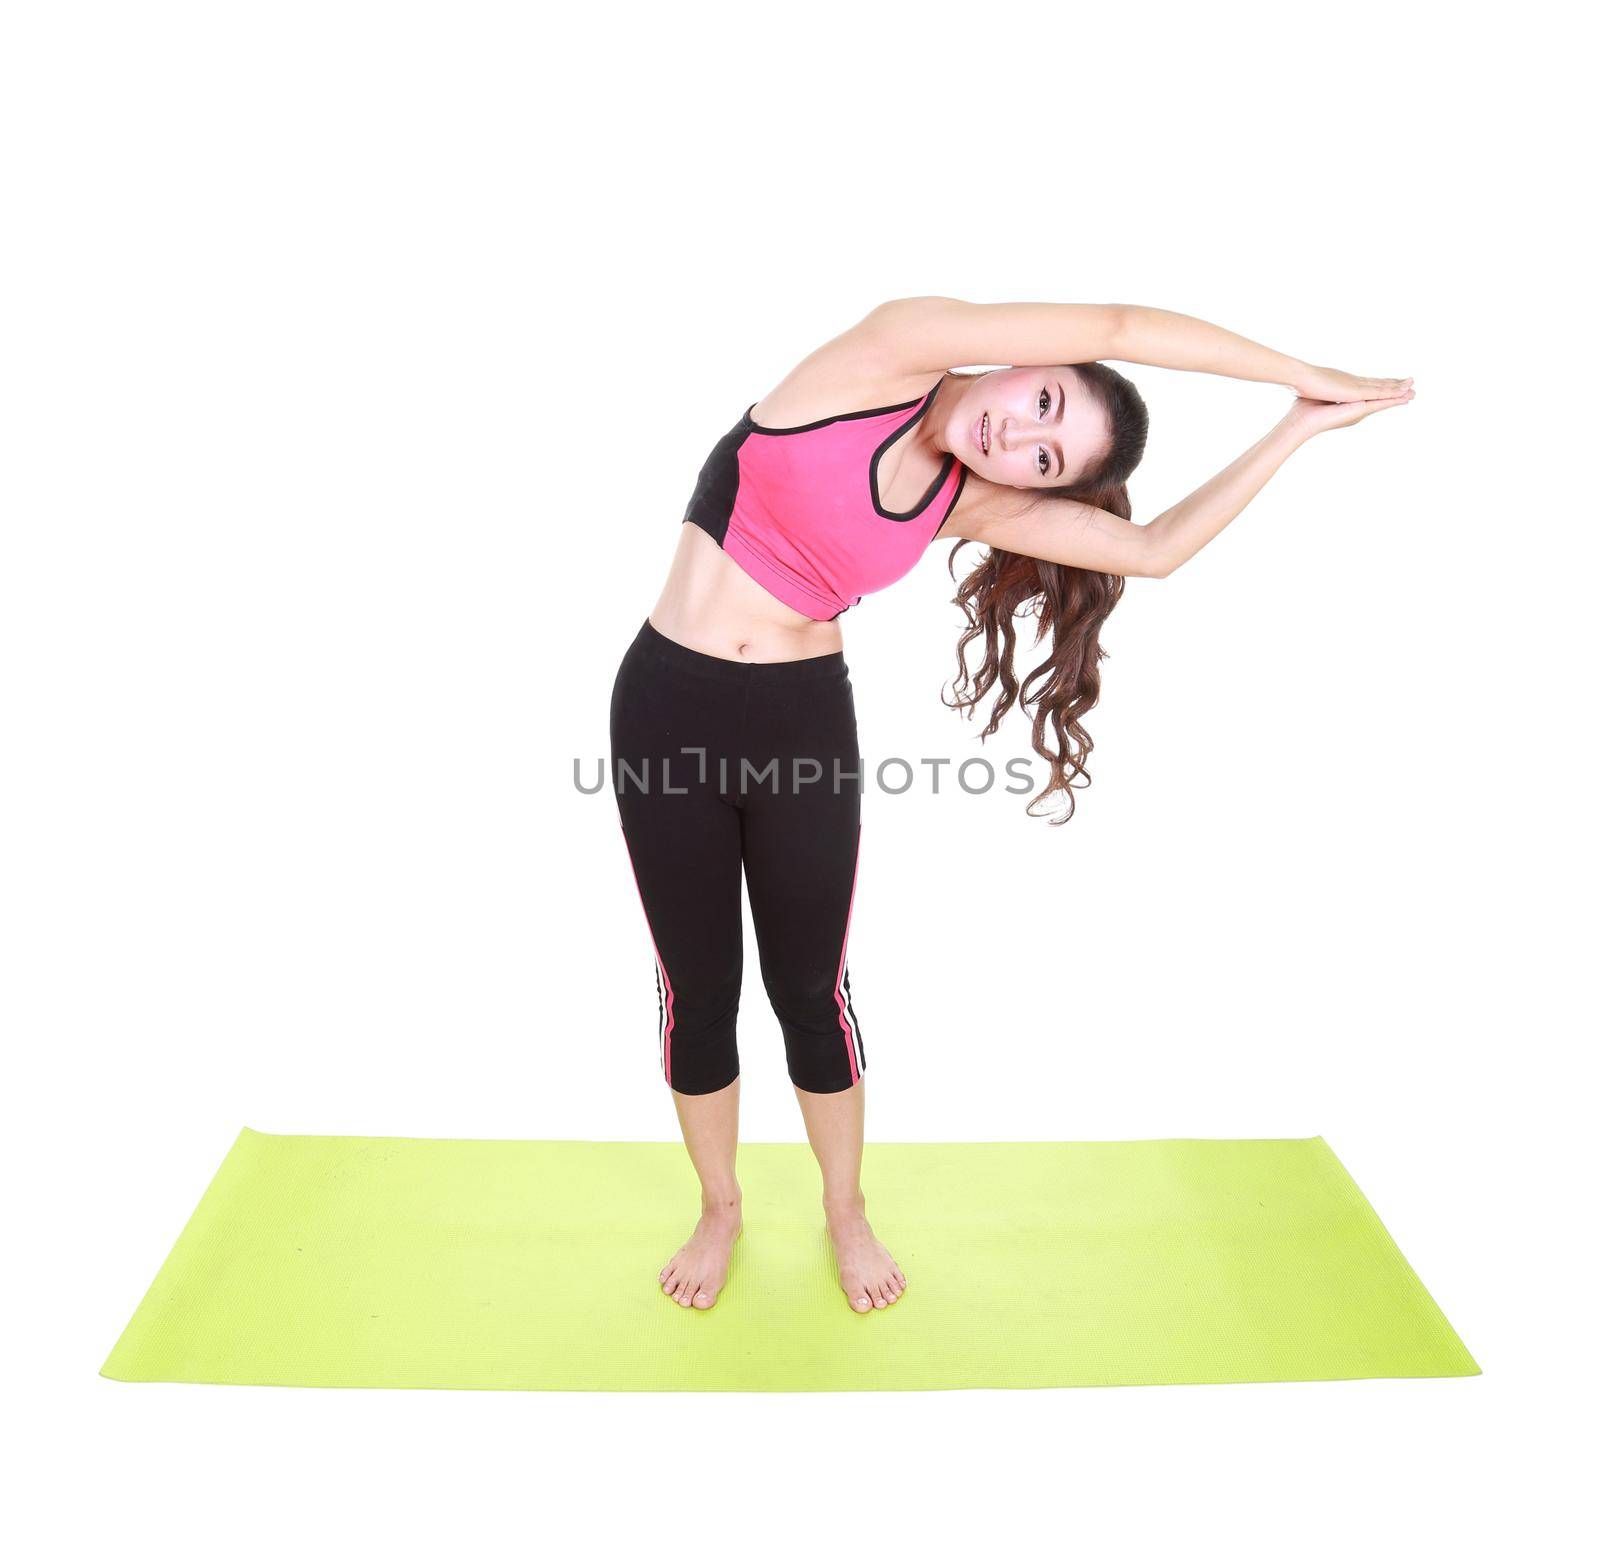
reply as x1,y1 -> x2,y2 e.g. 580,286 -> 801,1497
3,0 -> 1594,1536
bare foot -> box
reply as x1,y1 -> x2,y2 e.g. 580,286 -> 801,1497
825,1198 -> 906,1312
659,1200 -> 742,1309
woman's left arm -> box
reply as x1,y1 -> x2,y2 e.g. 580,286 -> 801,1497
856,297 -> 1409,400
941,390 -> 1414,578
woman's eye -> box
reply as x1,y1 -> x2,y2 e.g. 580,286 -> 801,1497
1038,388 -> 1049,416
1038,446 -> 1049,475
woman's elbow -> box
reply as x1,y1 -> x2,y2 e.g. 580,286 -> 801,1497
867,294 -> 956,319
1132,532 -> 1181,579
859,295 -> 955,339
1106,303 -> 1142,353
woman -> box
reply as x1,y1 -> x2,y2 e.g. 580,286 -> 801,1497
609,298 -> 1413,1314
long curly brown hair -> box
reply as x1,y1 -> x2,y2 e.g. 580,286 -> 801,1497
944,362 -> 1150,824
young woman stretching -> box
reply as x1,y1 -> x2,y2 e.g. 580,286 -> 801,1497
609,298 -> 1413,1314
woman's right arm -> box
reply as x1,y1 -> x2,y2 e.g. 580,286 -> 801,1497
941,392 -> 1413,578
851,297 -> 1410,400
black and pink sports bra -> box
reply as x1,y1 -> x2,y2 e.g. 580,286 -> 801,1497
682,377 -> 968,621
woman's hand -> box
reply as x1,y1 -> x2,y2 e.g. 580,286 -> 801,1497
1285,387 -> 1414,439
1292,363 -> 1413,402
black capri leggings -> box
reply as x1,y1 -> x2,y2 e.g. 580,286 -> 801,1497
609,619 -> 865,1095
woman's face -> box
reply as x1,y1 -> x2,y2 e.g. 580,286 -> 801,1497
953,366 -> 1112,490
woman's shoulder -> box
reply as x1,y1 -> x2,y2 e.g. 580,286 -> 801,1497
748,321 -> 944,431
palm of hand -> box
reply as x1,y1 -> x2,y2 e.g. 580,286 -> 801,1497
1297,364 -> 1414,403
1289,390 -> 1415,435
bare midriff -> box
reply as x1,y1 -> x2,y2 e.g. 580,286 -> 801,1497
648,523 -> 845,663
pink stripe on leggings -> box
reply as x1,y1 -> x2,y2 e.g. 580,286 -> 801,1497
620,823 -> 675,1085
832,825 -> 863,1083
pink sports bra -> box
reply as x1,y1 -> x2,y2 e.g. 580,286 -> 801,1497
681,377 -> 968,621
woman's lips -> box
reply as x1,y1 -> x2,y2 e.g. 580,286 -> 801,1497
977,411 -> 990,455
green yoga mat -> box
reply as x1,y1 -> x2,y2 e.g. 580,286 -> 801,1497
101,1129 -> 1477,1391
